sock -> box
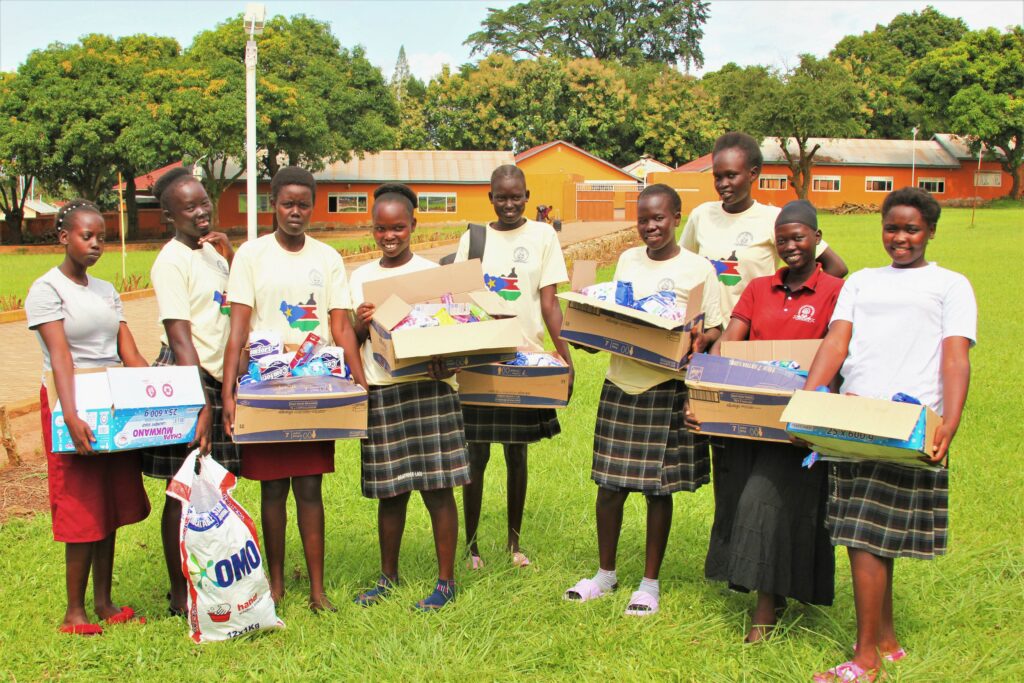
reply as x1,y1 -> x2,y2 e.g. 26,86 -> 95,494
637,577 -> 660,600
592,568 -> 617,592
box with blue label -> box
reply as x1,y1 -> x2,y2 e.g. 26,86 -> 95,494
782,390 -> 942,467
233,375 -> 368,443
683,340 -> 821,443
457,353 -> 570,408
46,366 -> 205,453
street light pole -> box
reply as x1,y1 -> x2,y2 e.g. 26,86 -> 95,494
911,126 -> 919,188
244,4 -> 266,243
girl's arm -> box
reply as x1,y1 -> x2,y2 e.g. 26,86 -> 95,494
117,322 -> 148,368
540,283 -> 574,395
36,321 -> 95,454
816,247 -> 848,279
352,303 -> 374,345
330,309 -> 368,391
710,318 -> 751,355
802,320 -> 852,390
165,320 -> 212,454
221,302 -> 252,438
928,336 -> 971,464
199,232 -> 235,265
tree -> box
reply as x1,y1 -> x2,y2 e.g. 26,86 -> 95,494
708,56 -> 864,199
830,6 -> 967,139
465,0 -> 710,70
629,65 -> 723,165
0,72 -> 41,243
391,46 -> 432,149
906,27 -> 1024,199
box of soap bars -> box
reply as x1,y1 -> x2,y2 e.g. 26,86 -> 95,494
457,350 -> 570,408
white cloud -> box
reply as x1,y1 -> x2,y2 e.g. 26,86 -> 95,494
406,51 -> 459,83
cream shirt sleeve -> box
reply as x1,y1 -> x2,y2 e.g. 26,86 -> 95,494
538,230 -> 569,289
151,252 -> 191,322
326,252 -> 352,312
227,245 -> 256,308
25,279 -> 64,327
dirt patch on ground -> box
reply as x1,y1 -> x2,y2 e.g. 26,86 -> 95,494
0,411 -> 48,523
563,227 -> 642,268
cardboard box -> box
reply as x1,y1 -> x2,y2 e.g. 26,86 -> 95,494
557,284 -> 705,371
782,390 -> 942,468
233,375 -> 368,443
684,340 -> 820,443
47,366 -> 204,453
457,354 -> 570,408
361,260 -> 522,377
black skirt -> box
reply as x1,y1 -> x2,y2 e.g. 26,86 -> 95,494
461,405 -> 560,445
704,439 -> 834,606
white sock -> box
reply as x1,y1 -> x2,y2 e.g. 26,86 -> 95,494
592,568 -> 617,592
638,577 -> 659,600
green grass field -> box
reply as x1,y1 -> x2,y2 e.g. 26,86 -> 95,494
1,205 -> 1022,680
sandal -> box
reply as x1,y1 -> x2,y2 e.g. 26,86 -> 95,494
467,554 -> 484,571
414,580 -> 456,612
853,643 -> 907,663
59,623 -> 103,636
564,578 -> 616,602
103,606 -> 146,626
511,551 -> 531,568
624,590 -> 659,616
812,661 -> 880,682
354,574 -> 398,607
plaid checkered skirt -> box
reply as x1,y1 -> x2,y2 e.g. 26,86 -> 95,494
826,461 -> 949,559
461,405 -> 561,445
591,379 -> 710,495
140,345 -> 241,478
361,380 -> 470,499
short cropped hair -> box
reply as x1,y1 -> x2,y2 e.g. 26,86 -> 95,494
490,164 -> 526,187
638,183 -> 682,214
373,183 -> 417,216
712,132 -> 763,171
152,167 -> 196,210
271,166 -> 316,201
882,187 -> 941,227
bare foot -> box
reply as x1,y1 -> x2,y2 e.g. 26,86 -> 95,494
93,600 -> 121,622
309,593 -> 337,613
61,606 -> 92,628
270,589 -> 285,606
745,623 -> 774,644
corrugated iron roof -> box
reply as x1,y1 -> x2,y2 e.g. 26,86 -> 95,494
515,140 -> 640,180
762,137 -> 960,169
675,153 -> 713,172
622,156 -> 674,175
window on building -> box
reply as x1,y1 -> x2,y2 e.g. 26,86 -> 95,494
237,193 -> 272,213
328,193 -> 367,213
758,175 -> 788,191
812,176 -> 841,192
918,178 -> 946,194
865,176 -> 893,192
418,192 -> 457,213
974,171 -> 1002,187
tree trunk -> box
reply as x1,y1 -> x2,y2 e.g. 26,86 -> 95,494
2,210 -> 24,245
124,172 -> 140,240
265,150 -> 281,180
1002,161 -> 1022,200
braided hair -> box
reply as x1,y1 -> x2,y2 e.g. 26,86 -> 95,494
55,199 -> 103,234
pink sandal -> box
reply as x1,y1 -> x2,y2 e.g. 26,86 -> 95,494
853,643 -> 907,662
624,590 -> 659,616
812,661 -> 880,682
511,551 -> 531,568
563,578 -> 615,602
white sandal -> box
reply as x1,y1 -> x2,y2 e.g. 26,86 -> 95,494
563,578 -> 615,602
624,590 -> 659,616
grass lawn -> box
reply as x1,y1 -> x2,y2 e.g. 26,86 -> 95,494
0,205 -> 1022,680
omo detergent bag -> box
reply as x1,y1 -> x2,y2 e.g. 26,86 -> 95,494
167,450 -> 284,643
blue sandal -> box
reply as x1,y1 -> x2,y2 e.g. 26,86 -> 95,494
414,579 -> 456,611
354,574 -> 398,607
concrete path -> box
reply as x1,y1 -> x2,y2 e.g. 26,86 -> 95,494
0,220 -> 631,412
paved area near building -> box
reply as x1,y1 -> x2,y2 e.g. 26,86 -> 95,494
0,220 -> 631,411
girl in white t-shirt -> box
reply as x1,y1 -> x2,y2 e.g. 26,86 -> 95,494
805,188 -> 976,682
564,185 -> 722,616
349,184 -> 469,611
454,165 -> 573,569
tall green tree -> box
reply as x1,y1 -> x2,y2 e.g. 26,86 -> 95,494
629,65 -> 723,165
465,0 -> 710,70
906,27 -> 1024,199
0,72 -> 42,243
830,6 -> 967,139
390,46 -> 431,149
708,56 -> 864,199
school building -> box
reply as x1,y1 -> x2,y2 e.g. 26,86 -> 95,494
650,134 -> 1015,211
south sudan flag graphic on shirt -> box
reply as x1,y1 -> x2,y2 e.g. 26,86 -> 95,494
280,293 -> 320,331
213,291 -> 230,316
711,251 -> 741,286
484,268 -> 521,301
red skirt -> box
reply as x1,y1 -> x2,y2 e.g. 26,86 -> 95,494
40,385 -> 151,543
241,441 -> 335,481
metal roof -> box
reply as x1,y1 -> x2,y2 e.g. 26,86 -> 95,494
762,137 -> 960,169
515,140 -> 640,180
674,153 -> 713,172
622,156 -> 674,176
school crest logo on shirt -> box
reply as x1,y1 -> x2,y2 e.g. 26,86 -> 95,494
657,278 -> 675,292
793,305 -> 816,323
280,294 -> 320,331
484,268 -> 521,301
308,269 -> 323,287
512,247 -> 529,264
710,251 -> 741,286
735,231 -> 753,247
213,291 -> 231,316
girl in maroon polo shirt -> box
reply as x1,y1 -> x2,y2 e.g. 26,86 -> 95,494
688,200 -> 845,642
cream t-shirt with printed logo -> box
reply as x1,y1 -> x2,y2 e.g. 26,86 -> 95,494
454,219 -> 568,348
151,239 -> 231,380
349,254 -> 455,389
680,201 -> 829,319
228,233 -> 351,347
606,247 -> 723,395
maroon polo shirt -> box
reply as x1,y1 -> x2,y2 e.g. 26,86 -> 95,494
730,265 -> 844,340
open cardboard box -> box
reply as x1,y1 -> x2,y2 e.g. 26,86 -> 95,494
782,390 -> 942,468
361,259 -> 522,377
456,349 -> 570,408
46,366 -> 204,453
684,340 -> 821,443
557,261 -> 704,370
233,375 -> 367,443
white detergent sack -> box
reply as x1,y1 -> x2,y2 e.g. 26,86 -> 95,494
167,450 -> 284,643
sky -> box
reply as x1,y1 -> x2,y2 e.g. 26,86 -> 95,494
1,0 -> 1022,81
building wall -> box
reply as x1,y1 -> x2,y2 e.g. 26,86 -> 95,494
217,182 -> 495,229
518,144 -> 637,182
24,209 -> 168,240
526,172 -> 583,222
647,171 -> 719,212
752,160 -> 1010,208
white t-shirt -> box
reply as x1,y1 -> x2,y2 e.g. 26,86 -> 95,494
25,267 -> 125,374
228,233 -> 351,346
831,263 -> 977,415
151,239 -> 231,380
454,220 -> 568,348
349,254 -> 455,388
606,247 -> 724,395
680,200 -> 829,319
